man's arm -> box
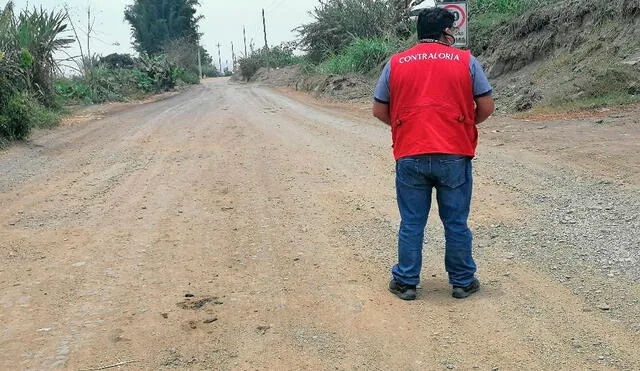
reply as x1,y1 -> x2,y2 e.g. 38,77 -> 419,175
474,95 -> 495,125
372,61 -> 391,125
470,56 -> 495,124
372,101 -> 391,126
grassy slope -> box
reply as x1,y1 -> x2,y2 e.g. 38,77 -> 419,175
471,0 -> 640,112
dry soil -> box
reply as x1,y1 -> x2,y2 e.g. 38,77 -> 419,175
1,78 -> 639,370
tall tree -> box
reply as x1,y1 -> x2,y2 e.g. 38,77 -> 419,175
124,0 -> 202,55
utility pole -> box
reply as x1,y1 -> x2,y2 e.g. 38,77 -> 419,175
243,26 -> 248,57
197,46 -> 202,80
217,42 -> 222,75
262,9 -> 269,70
85,3 -> 96,79
231,41 -> 236,66
87,5 -> 91,62
86,4 -> 95,68
262,9 -> 269,50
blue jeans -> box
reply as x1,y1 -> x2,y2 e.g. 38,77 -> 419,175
392,154 -> 476,287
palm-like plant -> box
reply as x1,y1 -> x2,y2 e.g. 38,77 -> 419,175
0,2 -> 21,105
0,1 -> 74,107
16,5 -> 75,106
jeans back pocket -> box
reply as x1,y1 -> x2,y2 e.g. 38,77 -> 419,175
437,156 -> 469,189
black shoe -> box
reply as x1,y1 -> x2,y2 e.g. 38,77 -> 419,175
389,279 -> 417,300
452,278 -> 480,299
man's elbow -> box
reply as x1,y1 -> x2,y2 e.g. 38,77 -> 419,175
479,101 -> 495,117
475,96 -> 495,124
372,109 -> 385,122
372,101 -> 391,124
372,106 -> 379,119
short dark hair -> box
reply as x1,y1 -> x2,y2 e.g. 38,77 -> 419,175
417,7 -> 455,40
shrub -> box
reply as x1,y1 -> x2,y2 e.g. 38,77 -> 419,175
12,5 -> 75,107
1,93 -> 36,140
319,38 -> 392,75
30,101 -> 59,128
202,64 -> 218,77
55,54 -> 180,106
56,67 -> 157,105
131,69 -> 156,92
100,53 -> 136,69
174,68 -> 200,84
238,42 -> 301,81
238,53 -> 263,81
163,38 -> 216,82
0,92 -> 59,141
265,42 -> 303,67
55,78 -> 94,104
137,54 -> 176,90
296,0 -> 407,62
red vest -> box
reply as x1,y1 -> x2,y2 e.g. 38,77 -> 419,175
389,42 -> 477,159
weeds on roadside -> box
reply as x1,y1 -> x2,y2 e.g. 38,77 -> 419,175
0,93 -> 60,141
0,2 -> 71,143
317,38 -> 394,75
238,42 -> 302,81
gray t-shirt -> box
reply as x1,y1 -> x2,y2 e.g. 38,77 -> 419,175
374,55 -> 493,104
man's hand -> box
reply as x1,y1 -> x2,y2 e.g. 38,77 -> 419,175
474,95 -> 495,125
372,101 -> 391,126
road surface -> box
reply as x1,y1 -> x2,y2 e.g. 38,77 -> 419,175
1,78 -> 639,370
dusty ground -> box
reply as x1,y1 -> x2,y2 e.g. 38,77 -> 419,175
1,78 -> 639,370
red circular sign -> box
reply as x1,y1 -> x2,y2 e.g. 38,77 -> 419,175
443,4 -> 466,28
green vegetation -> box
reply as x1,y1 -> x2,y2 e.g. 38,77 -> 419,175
542,92 -> 640,112
124,0 -> 201,55
0,0 -> 217,146
280,0 -> 639,112
0,2 -> 72,146
238,0 -> 410,81
318,38 -> 394,75
296,0 -> 407,63
238,42 -> 302,81
293,0 -> 565,74
471,0 -> 556,16
276,0 -> 410,79
238,0 -> 407,81
55,54 -> 177,105
0,93 -> 60,143
1,0 -> 636,146
476,0 -> 639,111
468,0 -> 562,56
124,0 -> 214,81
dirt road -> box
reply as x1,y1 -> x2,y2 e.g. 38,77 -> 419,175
1,78 -> 639,370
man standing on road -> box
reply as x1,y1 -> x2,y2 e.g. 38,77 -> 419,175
372,7 -> 495,301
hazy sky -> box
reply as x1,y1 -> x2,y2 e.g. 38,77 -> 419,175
8,0 -> 318,70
